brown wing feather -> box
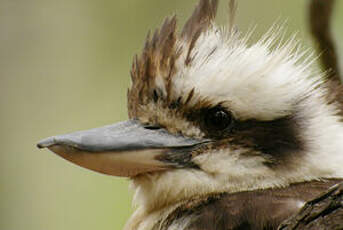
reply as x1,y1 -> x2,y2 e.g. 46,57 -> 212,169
279,182 -> 343,230
161,179 -> 343,230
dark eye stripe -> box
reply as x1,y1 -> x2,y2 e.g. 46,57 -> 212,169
230,116 -> 304,166
184,104 -> 303,166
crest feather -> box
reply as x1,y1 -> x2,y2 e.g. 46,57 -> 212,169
128,0 -> 219,118
181,0 -> 218,40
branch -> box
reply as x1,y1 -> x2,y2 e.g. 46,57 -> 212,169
309,0 -> 341,82
278,183 -> 343,230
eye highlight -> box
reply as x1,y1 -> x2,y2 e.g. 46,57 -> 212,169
203,107 -> 234,134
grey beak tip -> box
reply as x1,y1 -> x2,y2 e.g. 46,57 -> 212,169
37,137 -> 55,149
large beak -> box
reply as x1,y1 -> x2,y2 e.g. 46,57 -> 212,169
37,120 -> 208,177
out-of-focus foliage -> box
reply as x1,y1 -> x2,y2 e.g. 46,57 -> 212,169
0,0 -> 342,230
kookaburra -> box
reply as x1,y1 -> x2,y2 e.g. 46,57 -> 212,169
37,0 -> 343,229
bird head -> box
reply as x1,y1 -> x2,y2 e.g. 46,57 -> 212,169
38,0 -> 343,211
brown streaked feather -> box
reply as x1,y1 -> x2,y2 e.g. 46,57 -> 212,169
159,179 -> 343,230
185,28 -> 203,66
181,0 -> 218,40
227,0 -> 237,32
185,88 -> 196,106
128,0 -> 219,119
182,0 -> 218,66
128,16 -> 178,118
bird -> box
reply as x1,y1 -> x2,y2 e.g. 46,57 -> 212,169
37,0 -> 343,229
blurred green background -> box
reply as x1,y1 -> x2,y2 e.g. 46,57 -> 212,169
1,0 -> 342,229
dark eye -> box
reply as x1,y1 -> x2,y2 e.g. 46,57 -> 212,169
204,107 -> 233,131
